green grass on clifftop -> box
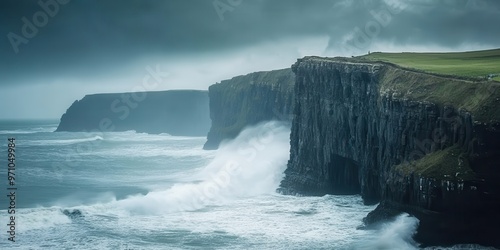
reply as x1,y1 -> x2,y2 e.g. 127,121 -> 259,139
360,48 -> 500,79
379,65 -> 500,122
395,146 -> 476,181
357,49 -> 500,122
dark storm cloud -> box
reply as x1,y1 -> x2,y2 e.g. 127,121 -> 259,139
1,0 -> 499,86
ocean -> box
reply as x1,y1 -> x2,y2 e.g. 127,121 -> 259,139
0,120 -> 493,250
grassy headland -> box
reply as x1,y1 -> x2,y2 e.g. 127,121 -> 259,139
349,48 -> 500,122
359,48 -> 500,80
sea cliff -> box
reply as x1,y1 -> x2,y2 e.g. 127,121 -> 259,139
56,90 -> 210,136
278,57 -> 500,247
203,69 -> 295,149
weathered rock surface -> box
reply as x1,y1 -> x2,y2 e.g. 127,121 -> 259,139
278,56 -> 500,247
203,69 -> 295,149
56,90 -> 210,136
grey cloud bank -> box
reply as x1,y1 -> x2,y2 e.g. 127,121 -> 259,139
0,0 -> 499,119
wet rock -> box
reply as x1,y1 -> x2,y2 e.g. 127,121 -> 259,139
62,209 -> 83,219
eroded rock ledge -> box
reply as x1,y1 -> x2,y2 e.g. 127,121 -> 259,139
278,57 -> 500,247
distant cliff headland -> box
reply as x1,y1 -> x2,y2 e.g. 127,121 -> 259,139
56,90 -> 210,136
203,68 -> 295,149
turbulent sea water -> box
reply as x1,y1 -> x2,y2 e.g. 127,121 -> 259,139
0,120 -> 495,250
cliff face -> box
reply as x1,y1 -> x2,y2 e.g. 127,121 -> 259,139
203,69 -> 295,149
278,57 -> 500,246
56,90 -> 210,136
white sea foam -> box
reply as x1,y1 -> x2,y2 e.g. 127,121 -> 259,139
24,135 -> 104,146
113,121 -> 291,215
0,126 -> 57,134
0,207 -> 71,233
352,213 -> 419,250
373,214 -> 419,249
88,146 -> 213,158
101,131 -> 205,142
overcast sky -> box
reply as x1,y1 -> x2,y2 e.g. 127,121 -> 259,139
1,0 -> 499,119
